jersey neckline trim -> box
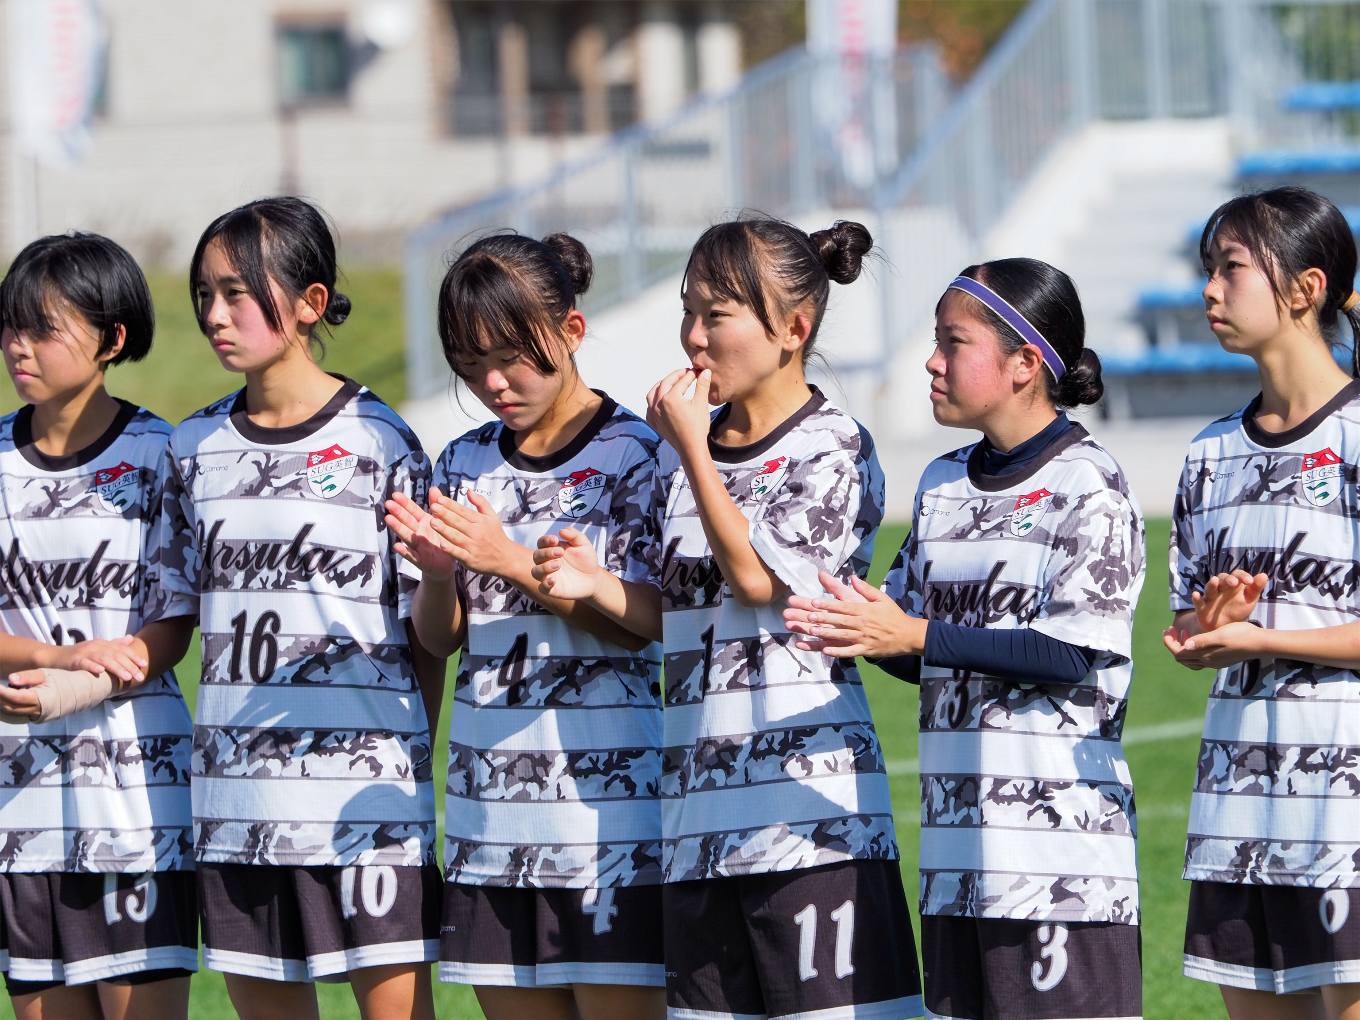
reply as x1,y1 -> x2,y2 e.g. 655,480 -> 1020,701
707,386 -> 826,464
966,422 -> 1089,491
14,398 -> 140,472
229,375 -> 361,446
1241,378 -> 1360,449
496,389 -> 618,472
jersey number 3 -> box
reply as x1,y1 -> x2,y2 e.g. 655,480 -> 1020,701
1031,923 -> 1069,992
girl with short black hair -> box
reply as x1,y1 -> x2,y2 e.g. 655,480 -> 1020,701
0,232 -> 197,1020
158,197 -> 443,1020
1164,186 -> 1360,1018
785,257 -> 1146,1020
387,232 -> 667,1020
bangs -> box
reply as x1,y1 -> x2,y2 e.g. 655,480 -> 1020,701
191,206 -> 282,334
682,223 -> 777,335
1200,200 -> 1280,298
0,261 -> 63,338
438,251 -> 563,375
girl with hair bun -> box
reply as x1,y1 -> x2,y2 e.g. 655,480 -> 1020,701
1163,186 -> 1360,1017
785,257 -> 1146,1020
531,215 -> 923,1020
387,232 -> 667,1019
158,197 -> 443,1018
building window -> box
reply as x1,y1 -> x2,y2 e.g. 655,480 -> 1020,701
278,23 -> 350,106
447,0 -> 638,137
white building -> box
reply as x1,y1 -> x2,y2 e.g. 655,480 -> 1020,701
0,0 -> 744,265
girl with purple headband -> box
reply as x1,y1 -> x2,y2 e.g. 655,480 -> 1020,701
785,258 -> 1147,1020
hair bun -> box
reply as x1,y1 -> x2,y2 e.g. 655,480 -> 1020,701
542,232 -> 593,297
324,290 -> 351,326
809,220 -> 873,285
1057,347 -> 1103,407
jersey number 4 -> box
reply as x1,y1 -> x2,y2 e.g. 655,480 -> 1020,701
793,901 -> 855,982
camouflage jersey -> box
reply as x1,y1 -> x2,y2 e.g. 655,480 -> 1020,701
884,425 -> 1145,924
1172,380 -> 1360,889
0,401 -> 193,872
155,377 -> 436,868
659,387 -> 896,883
435,395 -> 664,888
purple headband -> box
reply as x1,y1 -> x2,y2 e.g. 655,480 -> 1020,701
947,276 -> 1066,381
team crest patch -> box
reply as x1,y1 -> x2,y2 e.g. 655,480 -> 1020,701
1009,488 -> 1054,537
306,444 -> 358,499
92,462 -> 139,513
1301,448 -> 1343,507
558,468 -> 606,518
751,457 -> 788,499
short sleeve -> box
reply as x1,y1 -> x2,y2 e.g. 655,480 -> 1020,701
386,443 -> 432,621
603,441 -> 663,587
1169,455 -> 1201,612
748,446 -> 867,598
880,493 -> 922,618
1028,487 -> 1144,661
144,444 -> 201,624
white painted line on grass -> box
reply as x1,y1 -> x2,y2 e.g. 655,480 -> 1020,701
884,716 -> 1204,776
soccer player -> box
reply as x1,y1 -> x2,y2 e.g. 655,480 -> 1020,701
385,232 -> 666,1020
0,234 -> 197,1020
1163,187 -> 1360,1019
157,198 -> 442,1020
542,216 -> 922,1020
785,258 -> 1145,1020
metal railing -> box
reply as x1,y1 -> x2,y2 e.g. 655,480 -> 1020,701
403,44 -> 949,400
405,0 -> 1360,405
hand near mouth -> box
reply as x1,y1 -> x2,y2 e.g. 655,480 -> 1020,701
647,366 -> 712,459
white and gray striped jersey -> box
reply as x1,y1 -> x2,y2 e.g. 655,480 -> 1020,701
884,426 -> 1145,924
1172,381 -> 1360,888
155,377 -> 436,868
659,388 -> 896,883
0,402 -> 193,872
434,396 -> 663,888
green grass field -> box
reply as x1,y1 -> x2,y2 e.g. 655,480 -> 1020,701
0,269 -> 408,423
0,277 -> 1226,1016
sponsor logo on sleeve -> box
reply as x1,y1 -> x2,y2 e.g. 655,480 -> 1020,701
1008,488 -> 1054,537
92,462 -> 139,513
751,456 -> 788,499
558,467 -> 606,518
1301,448 -> 1343,507
306,445 -> 359,498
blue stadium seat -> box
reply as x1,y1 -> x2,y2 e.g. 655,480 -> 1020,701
1280,81 -> 1360,111
1238,148 -> 1360,177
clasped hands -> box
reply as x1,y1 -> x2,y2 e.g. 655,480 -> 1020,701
782,571 -> 928,658
0,636 -> 146,720
1162,570 -> 1271,670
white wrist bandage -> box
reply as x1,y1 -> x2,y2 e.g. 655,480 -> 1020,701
11,668 -> 116,723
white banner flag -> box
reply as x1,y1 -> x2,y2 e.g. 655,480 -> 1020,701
7,0 -> 106,168
806,0 -> 898,190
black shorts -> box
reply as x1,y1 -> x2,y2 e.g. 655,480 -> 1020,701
0,871 -> 197,988
198,862 -> 440,982
921,915 -> 1142,1020
439,882 -> 664,988
665,859 -> 922,1020
1184,880 -> 1360,994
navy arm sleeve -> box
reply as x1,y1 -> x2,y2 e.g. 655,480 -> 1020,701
923,621 -> 1096,684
